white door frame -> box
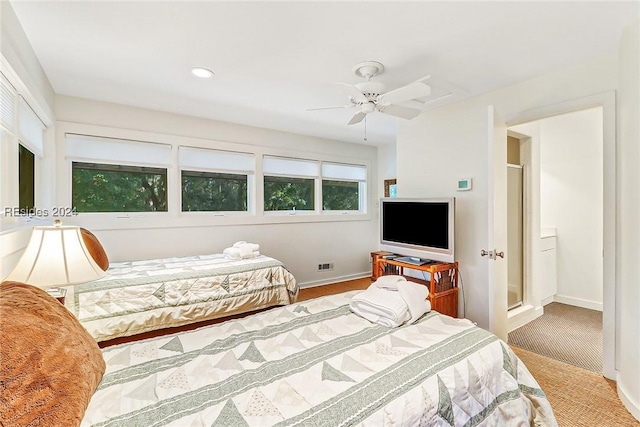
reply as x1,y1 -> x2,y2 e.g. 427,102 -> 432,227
503,91 -> 616,380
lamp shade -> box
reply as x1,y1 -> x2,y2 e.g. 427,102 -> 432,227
4,225 -> 106,288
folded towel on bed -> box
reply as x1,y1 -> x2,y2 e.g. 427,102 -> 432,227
350,285 -> 410,327
223,242 -> 261,259
396,280 -> 430,324
350,277 -> 430,327
233,241 -> 260,252
373,274 -> 407,290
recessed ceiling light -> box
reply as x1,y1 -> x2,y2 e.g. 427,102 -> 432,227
191,67 -> 214,78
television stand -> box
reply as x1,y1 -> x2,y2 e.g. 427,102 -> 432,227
370,251 -> 459,318
394,256 -> 434,266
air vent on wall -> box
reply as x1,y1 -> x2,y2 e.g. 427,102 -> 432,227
317,263 -> 334,271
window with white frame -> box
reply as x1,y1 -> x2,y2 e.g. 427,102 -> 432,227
262,156 -> 367,213
321,162 -> 366,211
1,73 -> 45,213
263,156 -> 317,211
67,134 -> 171,213
179,147 -> 254,212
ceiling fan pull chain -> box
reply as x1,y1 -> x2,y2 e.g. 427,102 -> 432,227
364,116 -> 368,142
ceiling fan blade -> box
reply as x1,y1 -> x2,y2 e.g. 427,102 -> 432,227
306,105 -> 353,111
337,83 -> 368,103
378,104 -> 422,120
348,111 -> 367,125
377,82 -> 431,105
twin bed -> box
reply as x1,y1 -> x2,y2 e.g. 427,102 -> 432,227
63,253 -> 299,342
0,241 -> 558,426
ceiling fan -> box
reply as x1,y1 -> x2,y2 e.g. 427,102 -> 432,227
308,61 -> 431,126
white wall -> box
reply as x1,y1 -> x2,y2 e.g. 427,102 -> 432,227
377,142 -> 397,196
539,107 -> 603,309
617,19 -> 640,421
398,102 -> 489,323
49,96 -> 378,287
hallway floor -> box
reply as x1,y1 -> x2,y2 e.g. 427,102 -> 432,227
507,302 -> 602,372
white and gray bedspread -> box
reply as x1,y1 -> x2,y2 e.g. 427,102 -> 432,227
64,254 -> 299,342
82,292 -> 557,426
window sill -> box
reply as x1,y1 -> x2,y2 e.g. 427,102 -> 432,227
58,211 -> 372,231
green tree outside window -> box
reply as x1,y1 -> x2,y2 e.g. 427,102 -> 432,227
264,176 -> 314,211
322,180 -> 359,210
72,162 -> 167,212
182,171 -> 247,211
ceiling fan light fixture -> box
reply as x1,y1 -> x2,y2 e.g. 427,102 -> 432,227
361,102 -> 376,113
191,67 -> 214,78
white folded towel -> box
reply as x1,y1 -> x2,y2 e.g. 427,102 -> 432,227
223,247 -> 260,260
224,241 -> 261,259
238,244 -> 254,258
350,277 -> 431,327
396,280 -> 430,324
373,275 -> 407,290
233,241 -> 260,252
350,285 -> 410,327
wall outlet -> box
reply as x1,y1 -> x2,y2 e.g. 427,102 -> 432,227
317,263 -> 334,271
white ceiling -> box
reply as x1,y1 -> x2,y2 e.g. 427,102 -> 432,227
9,1 -> 639,145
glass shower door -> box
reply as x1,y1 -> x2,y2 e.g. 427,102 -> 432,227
507,164 -> 523,309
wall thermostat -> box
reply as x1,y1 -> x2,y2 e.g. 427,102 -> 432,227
457,178 -> 472,191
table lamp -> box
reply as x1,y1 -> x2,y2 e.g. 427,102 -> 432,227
3,221 -> 106,288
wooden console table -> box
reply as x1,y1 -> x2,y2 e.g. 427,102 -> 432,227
371,252 -> 459,318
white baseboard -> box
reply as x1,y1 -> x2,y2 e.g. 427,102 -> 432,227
507,304 -> 544,332
298,272 -> 370,289
618,378 -> 640,422
554,294 -> 603,311
541,295 -> 555,306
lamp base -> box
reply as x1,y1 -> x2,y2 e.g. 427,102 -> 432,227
46,287 -> 67,305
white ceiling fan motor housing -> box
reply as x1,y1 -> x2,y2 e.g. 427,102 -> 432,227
361,102 -> 376,113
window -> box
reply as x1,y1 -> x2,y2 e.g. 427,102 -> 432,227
321,162 -> 366,212
264,176 -> 314,211
2,74 -> 46,214
67,134 -> 172,213
263,156 -> 318,212
72,162 -> 167,212
322,180 -> 359,210
18,144 -> 34,210
178,146 -> 254,213
182,171 -> 247,212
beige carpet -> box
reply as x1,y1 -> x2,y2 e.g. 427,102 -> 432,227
512,346 -> 639,426
508,302 -> 602,372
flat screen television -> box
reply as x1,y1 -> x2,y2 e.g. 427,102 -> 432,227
380,197 -> 455,262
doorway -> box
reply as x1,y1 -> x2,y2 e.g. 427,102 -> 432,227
507,105 -> 606,374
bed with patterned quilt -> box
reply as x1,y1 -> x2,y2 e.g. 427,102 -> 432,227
81,291 -> 557,426
62,254 -> 299,342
